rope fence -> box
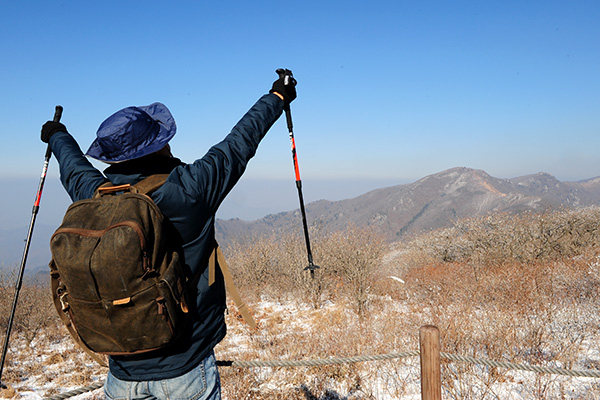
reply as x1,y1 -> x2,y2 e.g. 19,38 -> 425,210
215,350 -> 420,368
42,382 -> 104,400
440,352 -> 600,378
40,344 -> 600,400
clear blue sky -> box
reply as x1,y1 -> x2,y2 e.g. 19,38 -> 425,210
1,0 -> 599,225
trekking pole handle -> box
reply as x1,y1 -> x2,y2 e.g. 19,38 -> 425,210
275,68 -> 291,83
53,105 -> 63,122
45,105 -> 63,159
275,69 -> 293,129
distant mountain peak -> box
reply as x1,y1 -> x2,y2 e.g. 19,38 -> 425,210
216,167 -> 600,244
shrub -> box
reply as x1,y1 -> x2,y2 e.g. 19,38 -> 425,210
0,268 -> 57,347
225,225 -> 387,316
315,225 -> 387,317
404,206 -> 600,266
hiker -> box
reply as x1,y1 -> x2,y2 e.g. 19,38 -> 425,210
40,70 -> 297,400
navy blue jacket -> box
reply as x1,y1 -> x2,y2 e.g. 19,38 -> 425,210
49,94 -> 284,380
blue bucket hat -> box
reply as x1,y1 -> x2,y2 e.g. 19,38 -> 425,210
85,102 -> 176,163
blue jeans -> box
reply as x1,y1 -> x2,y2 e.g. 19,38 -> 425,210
104,352 -> 221,400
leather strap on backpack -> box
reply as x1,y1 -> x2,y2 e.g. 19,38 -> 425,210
133,174 -> 170,195
209,244 -> 257,330
94,174 -> 170,198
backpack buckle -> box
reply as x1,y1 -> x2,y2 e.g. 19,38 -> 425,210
59,291 -> 70,312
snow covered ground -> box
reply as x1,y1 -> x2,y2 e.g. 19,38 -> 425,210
2,296 -> 600,399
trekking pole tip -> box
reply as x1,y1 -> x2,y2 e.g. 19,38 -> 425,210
304,263 -> 320,272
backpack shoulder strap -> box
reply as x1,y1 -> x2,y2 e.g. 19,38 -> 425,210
133,174 -> 170,195
208,242 -> 257,330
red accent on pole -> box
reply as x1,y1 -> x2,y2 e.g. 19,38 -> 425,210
289,136 -> 301,182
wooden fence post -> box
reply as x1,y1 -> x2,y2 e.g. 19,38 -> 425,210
420,325 -> 442,400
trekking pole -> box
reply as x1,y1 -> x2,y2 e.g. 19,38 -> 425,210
0,105 -> 63,388
276,69 -> 319,276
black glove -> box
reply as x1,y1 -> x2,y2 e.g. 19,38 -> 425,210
41,121 -> 68,143
270,69 -> 297,105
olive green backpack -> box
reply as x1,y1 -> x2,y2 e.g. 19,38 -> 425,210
49,175 -> 256,365
49,175 -> 188,364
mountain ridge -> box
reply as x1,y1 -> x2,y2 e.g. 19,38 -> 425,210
2,167 -> 599,271
215,167 -> 600,243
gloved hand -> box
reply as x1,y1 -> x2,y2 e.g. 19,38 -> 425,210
270,68 -> 297,106
41,121 -> 68,143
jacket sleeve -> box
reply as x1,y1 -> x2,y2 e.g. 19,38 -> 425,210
168,93 -> 284,213
49,132 -> 108,202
